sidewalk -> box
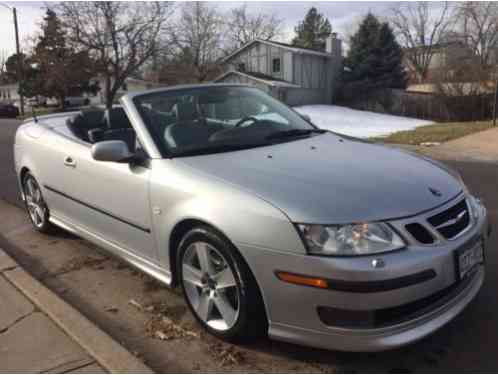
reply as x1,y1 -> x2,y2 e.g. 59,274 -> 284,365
0,249 -> 106,372
0,247 -> 153,373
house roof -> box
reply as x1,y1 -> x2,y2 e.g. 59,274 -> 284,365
403,40 -> 469,53
222,39 -> 333,63
214,70 -> 301,88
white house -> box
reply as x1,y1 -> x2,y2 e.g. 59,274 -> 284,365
0,83 -> 20,103
89,77 -> 162,106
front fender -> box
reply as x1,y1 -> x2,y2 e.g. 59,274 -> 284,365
14,123 -> 47,200
149,159 -> 306,275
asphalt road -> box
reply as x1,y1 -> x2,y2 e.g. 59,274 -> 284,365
0,119 -> 22,207
0,118 -> 497,372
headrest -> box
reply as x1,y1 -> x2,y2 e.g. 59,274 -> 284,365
65,109 -> 104,142
76,109 -> 105,130
105,107 -> 132,129
174,102 -> 198,123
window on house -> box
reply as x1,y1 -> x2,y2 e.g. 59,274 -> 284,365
272,58 -> 281,73
238,63 -> 246,72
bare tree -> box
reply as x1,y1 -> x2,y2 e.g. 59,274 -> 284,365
455,2 -> 498,67
57,1 -> 172,108
390,2 -> 453,83
171,2 -> 224,82
225,4 -> 282,52
0,50 -> 7,90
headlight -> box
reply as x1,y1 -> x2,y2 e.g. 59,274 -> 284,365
297,222 -> 405,256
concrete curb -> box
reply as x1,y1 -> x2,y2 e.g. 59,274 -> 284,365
0,248 -> 154,374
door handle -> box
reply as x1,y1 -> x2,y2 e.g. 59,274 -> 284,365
64,156 -> 76,168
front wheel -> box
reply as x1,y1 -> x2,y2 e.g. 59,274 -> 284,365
177,226 -> 267,342
22,173 -> 56,233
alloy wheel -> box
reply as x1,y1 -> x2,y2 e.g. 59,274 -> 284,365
182,241 -> 240,331
24,176 -> 47,228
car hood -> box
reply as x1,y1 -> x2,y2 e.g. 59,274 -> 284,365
177,133 -> 462,223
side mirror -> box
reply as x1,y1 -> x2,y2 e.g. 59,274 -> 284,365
91,140 -> 134,163
300,113 -> 311,123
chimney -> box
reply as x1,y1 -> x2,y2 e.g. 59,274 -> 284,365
326,33 -> 342,56
325,32 -> 343,104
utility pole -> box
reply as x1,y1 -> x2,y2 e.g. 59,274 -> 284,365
1,3 -> 24,116
12,7 -> 24,116
494,73 -> 498,127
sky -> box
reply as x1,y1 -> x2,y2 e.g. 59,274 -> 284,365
0,1 -> 395,57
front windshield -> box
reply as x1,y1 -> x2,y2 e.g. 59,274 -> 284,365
133,86 -> 321,157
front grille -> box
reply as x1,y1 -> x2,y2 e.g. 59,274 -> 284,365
405,223 -> 435,244
427,199 -> 470,239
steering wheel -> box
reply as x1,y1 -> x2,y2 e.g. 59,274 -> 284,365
234,116 -> 259,128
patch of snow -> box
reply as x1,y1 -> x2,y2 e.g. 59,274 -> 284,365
294,105 -> 433,138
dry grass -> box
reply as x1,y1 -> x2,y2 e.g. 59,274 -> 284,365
373,121 -> 495,145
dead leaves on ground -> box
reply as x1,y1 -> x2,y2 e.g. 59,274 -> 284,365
208,341 -> 246,367
145,315 -> 199,341
129,298 -> 198,341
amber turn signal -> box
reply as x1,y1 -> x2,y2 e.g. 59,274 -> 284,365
276,271 -> 328,289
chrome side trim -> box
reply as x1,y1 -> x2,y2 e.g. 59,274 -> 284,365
45,185 -> 151,233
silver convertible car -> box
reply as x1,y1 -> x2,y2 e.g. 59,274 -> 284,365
14,84 -> 490,351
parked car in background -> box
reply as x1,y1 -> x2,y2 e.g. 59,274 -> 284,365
64,96 -> 90,108
14,84 -> 490,352
0,103 -> 19,118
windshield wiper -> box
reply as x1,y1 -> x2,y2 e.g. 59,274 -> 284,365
169,142 -> 270,157
265,128 -> 326,141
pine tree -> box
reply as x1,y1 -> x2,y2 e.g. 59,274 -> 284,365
33,9 -> 98,107
345,13 -> 406,91
375,22 -> 406,89
292,7 -> 332,51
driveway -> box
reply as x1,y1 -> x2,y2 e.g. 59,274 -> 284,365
0,118 -> 497,372
420,126 -> 498,163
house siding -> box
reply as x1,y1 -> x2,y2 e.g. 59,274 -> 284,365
218,39 -> 342,106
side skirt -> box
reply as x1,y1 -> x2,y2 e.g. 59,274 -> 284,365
49,215 -> 173,286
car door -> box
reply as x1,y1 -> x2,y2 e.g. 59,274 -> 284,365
63,149 -> 156,262
42,121 -> 156,263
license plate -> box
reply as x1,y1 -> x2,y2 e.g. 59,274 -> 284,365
457,243 -> 484,280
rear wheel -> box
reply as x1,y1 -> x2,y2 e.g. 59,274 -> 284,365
177,226 -> 267,342
22,173 -> 56,233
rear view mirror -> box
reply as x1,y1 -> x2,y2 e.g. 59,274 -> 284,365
91,140 -> 134,163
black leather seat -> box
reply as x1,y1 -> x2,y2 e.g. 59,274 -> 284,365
66,109 -> 105,143
164,102 -> 210,148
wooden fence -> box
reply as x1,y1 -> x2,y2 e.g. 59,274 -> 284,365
338,88 -> 495,122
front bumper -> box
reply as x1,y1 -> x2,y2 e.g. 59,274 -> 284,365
237,195 -> 489,352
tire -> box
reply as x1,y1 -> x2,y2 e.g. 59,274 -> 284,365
22,173 -> 56,234
177,226 -> 267,342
